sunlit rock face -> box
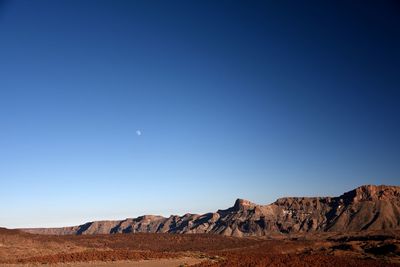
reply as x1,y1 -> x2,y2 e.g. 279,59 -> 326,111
22,185 -> 400,237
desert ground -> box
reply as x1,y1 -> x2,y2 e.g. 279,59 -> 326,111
0,228 -> 399,267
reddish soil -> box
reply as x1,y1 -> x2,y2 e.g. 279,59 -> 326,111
0,228 -> 399,266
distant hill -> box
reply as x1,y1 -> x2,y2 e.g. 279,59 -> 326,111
21,185 -> 400,237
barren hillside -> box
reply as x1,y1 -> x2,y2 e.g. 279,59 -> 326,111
22,185 -> 400,237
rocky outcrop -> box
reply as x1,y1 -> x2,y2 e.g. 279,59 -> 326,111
22,185 -> 400,237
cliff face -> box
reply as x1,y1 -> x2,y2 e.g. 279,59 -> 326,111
22,185 -> 400,237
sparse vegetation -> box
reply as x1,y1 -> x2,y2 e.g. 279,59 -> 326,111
0,228 -> 399,266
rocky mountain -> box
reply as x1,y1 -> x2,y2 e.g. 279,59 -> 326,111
22,185 -> 400,237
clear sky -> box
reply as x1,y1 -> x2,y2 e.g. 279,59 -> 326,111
0,0 -> 399,228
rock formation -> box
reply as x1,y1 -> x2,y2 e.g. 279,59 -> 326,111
22,185 -> 400,237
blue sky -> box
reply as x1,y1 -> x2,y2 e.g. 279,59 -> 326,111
0,0 -> 399,228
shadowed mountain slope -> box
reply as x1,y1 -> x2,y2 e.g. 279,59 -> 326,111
22,185 -> 400,237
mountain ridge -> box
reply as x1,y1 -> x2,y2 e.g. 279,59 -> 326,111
21,184 -> 400,237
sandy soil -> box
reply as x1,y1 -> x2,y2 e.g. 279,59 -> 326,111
0,228 -> 399,266
0,257 -> 203,267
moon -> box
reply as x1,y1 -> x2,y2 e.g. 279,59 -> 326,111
136,130 -> 142,136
